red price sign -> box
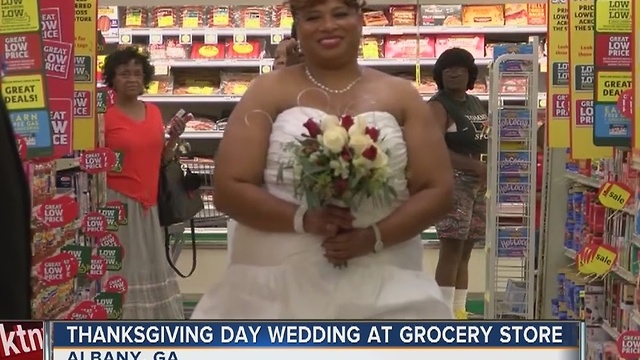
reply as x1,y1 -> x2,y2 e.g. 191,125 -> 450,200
617,88 -> 633,119
15,134 -> 27,160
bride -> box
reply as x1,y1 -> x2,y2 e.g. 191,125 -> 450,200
192,0 -> 455,319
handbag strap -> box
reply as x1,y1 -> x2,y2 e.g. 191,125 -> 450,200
164,220 -> 197,278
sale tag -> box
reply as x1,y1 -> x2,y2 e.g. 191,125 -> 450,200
588,244 -> 618,276
87,255 -> 107,280
104,275 -> 129,296
617,88 -> 633,119
15,134 -> 27,160
66,300 -> 108,320
598,181 -> 632,210
82,212 -> 108,237
617,330 -> 640,359
37,196 -> 79,228
80,148 -> 117,174
36,252 -> 79,286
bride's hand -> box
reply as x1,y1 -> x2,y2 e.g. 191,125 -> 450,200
322,228 -> 375,263
304,206 -> 354,237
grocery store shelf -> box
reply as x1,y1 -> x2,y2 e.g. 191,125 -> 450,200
152,58 -> 494,68
112,25 -> 547,42
55,158 -> 79,171
565,172 -> 602,188
602,320 -> 619,339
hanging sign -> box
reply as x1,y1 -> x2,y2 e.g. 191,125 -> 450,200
41,0 -> 76,158
634,0 -> 640,148
547,0 -> 571,147
569,0 -> 614,159
0,0 -> 54,158
597,180 -> 633,209
617,330 -> 640,359
593,0 -> 632,146
73,0 -> 97,150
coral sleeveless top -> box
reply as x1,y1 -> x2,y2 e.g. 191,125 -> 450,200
106,103 -> 164,209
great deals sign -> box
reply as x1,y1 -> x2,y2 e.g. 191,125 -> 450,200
41,0 -> 75,158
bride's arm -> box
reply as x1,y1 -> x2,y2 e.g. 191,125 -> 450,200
214,72 -> 351,234
376,82 -> 454,247
213,73 -> 301,232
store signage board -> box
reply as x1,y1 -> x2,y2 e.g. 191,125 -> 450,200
592,0 -> 632,147
0,0 -> 54,159
547,0 -> 571,147
73,0 -> 97,150
634,0 -> 640,149
41,0 -> 75,158
568,0 -> 614,159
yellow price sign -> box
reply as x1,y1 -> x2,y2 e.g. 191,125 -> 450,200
577,247 -> 596,274
597,181 -> 632,210
588,244 -> 617,276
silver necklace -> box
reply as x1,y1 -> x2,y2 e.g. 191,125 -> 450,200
305,66 -> 362,94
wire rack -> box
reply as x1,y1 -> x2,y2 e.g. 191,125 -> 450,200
485,43 -> 540,319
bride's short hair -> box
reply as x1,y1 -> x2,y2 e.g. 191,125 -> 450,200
286,0 -> 366,15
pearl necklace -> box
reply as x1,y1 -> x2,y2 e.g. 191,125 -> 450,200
304,66 -> 362,94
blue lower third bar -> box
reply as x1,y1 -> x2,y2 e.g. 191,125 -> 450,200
51,321 -> 582,348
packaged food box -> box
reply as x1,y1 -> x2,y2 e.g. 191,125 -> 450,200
504,4 -> 528,25
384,36 -> 435,59
434,35 -> 485,58
389,5 -> 416,26
527,4 -> 547,25
420,5 -> 462,26
97,6 -> 119,42
462,5 -> 505,26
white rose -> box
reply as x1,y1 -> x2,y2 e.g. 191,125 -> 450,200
348,116 -> 368,136
322,126 -> 348,153
372,146 -> 388,168
349,134 -> 374,154
321,115 -> 341,132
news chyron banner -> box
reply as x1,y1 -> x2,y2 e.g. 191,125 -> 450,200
52,321 -> 583,360
0,321 -> 47,360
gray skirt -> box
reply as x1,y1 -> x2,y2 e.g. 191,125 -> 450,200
107,189 -> 184,319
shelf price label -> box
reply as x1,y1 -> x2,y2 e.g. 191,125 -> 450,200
270,32 -> 283,45
233,33 -> 247,43
149,32 -> 163,45
154,65 -> 169,76
179,31 -> 192,45
597,181 -> 632,210
204,32 -> 218,44
118,30 -> 132,45
260,60 -> 273,74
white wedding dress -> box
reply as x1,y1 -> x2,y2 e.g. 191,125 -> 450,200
192,107 -> 453,319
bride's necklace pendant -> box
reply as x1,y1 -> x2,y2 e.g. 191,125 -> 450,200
305,66 -> 362,94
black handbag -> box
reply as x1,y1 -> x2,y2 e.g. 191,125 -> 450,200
158,158 -> 204,277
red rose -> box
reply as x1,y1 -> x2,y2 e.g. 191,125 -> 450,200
340,115 -> 354,130
362,145 -> 378,161
341,147 -> 351,161
303,118 -> 322,138
333,178 -> 348,196
364,126 -> 380,142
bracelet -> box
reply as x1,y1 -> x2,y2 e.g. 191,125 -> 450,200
293,205 -> 307,234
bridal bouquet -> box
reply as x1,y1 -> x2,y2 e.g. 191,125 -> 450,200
278,114 -> 396,210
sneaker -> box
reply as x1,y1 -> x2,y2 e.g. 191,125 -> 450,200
455,310 -> 468,320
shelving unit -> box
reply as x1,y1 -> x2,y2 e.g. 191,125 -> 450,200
98,2 -> 549,250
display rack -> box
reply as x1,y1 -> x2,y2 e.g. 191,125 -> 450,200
484,50 -> 540,319
96,2 -> 549,253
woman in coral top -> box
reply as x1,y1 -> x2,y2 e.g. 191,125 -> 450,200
102,48 -> 186,319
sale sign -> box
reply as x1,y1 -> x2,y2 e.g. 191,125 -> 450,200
40,0 -> 75,158
0,0 -> 54,159
593,0 -> 632,146
547,0 -> 571,147
568,0 -> 614,159
73,0 -> 97,150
